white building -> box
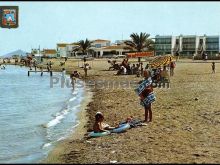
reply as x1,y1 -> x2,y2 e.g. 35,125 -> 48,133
66,43 -> 79,57
57,43 -> 68,57
91,39 -> 111,57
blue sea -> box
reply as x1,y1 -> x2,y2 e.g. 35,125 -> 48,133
0,65 -> 86,163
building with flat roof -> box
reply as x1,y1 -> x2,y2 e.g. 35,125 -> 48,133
154,35 -> 173,55
155,35 -> 219,57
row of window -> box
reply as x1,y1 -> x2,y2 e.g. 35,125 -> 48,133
155,45 -> 171,50
206,38 -> 219,43
92,43 -> 111,48
182,45 -> 196,50
206,44 -> 219,50
182,38 -> 196,44
155,38 -> 172,44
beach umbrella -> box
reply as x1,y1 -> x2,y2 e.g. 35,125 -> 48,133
150,55 -> 174,68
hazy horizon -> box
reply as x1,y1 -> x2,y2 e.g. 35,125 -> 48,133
0,1 -> 220,55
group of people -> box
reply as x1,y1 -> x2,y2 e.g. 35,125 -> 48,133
113,58 -> 149,76
112,58 -> 176,80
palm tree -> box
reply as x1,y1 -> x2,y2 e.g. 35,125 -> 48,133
73,38 -> 93,55
124,32 -> 154,62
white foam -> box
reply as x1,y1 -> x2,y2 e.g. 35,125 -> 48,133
62,109 -> 68,115
72,104 -> 80,110
57,137 -> 65,141
69,97 -> 76,102
72,90 -> 78,95
46,115 -> 64,128
42,142 -> 51,148
72,121 -> 80,129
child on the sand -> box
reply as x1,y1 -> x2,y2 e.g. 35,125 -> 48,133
93,112 -> 116,133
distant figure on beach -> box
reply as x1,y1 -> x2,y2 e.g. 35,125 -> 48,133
159,66 -> 170,88
170,61 -> 175,76
121,65 -> 127,75
212,62 -> 215,73
136,64 -> 140,77
84,63 -> 90,77
192,53 -> 196,61
47,63 -> 50,72
62,68 -> 66,78
49,61 -> 52,69
93,112 -> 116,133
40,67 -> 43,76
131,64 -> 136,75
175,52 -> 180,62
205,53 -> 208,61
143,64 -> 151,79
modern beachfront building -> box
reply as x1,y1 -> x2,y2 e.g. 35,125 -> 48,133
205,35 -> 219,56
155,35 -> 219,57
181,35 -> 197,56
154,35 -> 173,55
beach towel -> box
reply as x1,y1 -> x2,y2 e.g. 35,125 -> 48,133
135,77 -> 152,96
119,118 -> 143,128
140,92 -> 156,107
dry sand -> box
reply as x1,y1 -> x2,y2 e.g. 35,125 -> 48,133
6,57 -> 220,163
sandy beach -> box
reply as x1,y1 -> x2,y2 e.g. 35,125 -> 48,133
33,57 -> 220,164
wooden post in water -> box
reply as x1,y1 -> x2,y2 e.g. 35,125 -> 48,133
28,71 -> 30,76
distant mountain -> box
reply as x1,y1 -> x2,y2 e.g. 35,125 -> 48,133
0,49 -> 29,58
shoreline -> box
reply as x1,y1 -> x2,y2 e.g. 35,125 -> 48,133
2,63 -> 94,163
41,82 -> 94,163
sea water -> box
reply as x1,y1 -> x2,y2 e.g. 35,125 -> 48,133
0,65 -> 86,163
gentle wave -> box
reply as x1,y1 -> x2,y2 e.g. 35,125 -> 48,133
46,115 -> 64,128
45,103 -> 81,128
42,143 -> 51,149
72,90 -> 78,95
69,97 -> 76,102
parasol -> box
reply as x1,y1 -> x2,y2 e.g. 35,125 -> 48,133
150,55 -> 174,68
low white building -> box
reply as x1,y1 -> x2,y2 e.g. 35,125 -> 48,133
57,43 -> 68,57
66,43 -> 79,57
91,39 -> 111,57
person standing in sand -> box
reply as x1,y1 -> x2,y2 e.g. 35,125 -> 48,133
84,63 -> 88,77
212,62 -> 215,73
139,71 -> 155,123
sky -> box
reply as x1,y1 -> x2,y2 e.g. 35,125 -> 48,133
0,1 -> 220,55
